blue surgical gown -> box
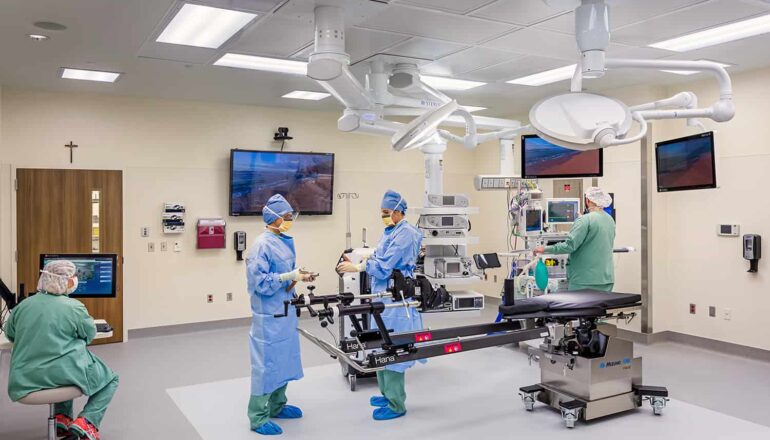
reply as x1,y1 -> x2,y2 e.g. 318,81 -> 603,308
366,220 -> 425,373
246,231 -> 304,396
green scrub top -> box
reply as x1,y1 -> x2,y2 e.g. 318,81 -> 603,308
5,291 -> 116,402
544,210 -> 616,291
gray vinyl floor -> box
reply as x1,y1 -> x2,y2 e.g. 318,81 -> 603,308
1,307 -> 769,439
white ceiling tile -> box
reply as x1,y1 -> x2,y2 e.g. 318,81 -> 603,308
536,1 -> 719,35
612,0 -> 769,46
346,28 -> 410,64
229,15 -> 314,57
356,5 -> 516,44
394,0 -> 496,14
137,43 -> 218,65
471,0 -> 573,25
534,12 -> 575,34
385,38 -> 468,61
483,27 -> 581,60
421,46 -> 526,77
606,0 -> 710,29
606,45 -> 675,60
462,55 -> 570,83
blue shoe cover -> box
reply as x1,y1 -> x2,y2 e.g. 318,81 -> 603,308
273,405 -> 303,419
373,407 -> 406,421
253,421 -> 283,435
370,396 -> 389,407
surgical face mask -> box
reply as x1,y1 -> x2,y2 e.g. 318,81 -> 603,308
67,277 -> 79,295
278,220 -> 293,233
382,214 -> 395,227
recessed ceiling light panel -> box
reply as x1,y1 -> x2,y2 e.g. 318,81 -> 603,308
507,64 -> 577,87
282,91 -> 331,100
157,3 -> 257,49
650,14 -> 770,52
27,34 -> 50,41
420,75 -> 486,91
60,68 -> 121,83
214,53 -> 308,75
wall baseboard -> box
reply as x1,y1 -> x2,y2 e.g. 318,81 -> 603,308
128,317 -> 251,339
617,329 -> 770,363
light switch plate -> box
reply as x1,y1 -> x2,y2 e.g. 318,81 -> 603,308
160,241 -> 168,252
141,227 -> 150,238
148,242 -> 155,252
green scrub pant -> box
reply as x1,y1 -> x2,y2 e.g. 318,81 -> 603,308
377,370 -> 406,414
248,384 -> 289,429
569,283 -> 614,292
54,374 -> 119,429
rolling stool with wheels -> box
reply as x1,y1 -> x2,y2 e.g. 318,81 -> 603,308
18,386 -> 83,440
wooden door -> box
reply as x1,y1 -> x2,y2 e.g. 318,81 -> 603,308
16,169 -> 123,344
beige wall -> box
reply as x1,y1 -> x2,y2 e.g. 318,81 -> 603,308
2,66 -> 769,351
0,88 -> 479,331
652,68 -> 770,350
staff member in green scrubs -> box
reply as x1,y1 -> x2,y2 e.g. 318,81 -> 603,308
5,260 -> 119,440
534,187 -> 616,291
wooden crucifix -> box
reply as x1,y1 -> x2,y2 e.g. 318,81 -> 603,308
65,141 -> 78,163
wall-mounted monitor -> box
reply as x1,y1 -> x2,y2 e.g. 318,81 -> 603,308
230,149 -> 335,216
521,134 -> 603,179
39,254 -> 117,298
655,131 -> 717,192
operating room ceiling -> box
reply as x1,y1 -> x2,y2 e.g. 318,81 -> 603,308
2,0 -> 770,117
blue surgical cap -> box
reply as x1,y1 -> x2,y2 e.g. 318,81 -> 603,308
381,189 -> 407,212
263,194 -> 293,224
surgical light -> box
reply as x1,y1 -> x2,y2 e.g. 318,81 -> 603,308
650,13 -> 770,52
214,54 -> 307,75
60,68 -> 121,83
507,64 -> 577,87
420,75 -> 486,91
282,91 -> 331,100
529,92 -> 632,151
392,100 -> 461,152
156,3 -> 257,49
660,60 -> 731,76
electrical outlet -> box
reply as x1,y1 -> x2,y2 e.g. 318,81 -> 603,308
148,242 -> 155,252
226,292 -> 233,302
141,227 -> 150,238
207,294 -> 213,304
709,306 -> 716,317
493,275 -> 498,283
160,241 -> 168,252
722,308 -> 732,321
689,304 -> 696,314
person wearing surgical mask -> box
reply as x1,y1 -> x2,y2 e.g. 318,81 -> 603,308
246,194 -> 317,436
336,189 -> 425,421
533,187 -> 616,291
5,260 -> 120,440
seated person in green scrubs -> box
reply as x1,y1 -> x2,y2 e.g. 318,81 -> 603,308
5,260 -> 119,440
534,187 -> 616,291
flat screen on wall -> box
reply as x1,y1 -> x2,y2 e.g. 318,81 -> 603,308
655,131 -> 716,192
521,135 -> 603,178
229,149 -> 335,216
39,254 -> 117,298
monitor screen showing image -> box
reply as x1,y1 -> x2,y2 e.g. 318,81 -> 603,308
230,150 -> 334,216
39,254 -> 117,298
656,132 -> 716,192
521,135 -> 603,178
546,199 -> 580,224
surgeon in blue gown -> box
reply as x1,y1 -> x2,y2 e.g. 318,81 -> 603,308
337,189 -> 424,421
246,194 -> 316,436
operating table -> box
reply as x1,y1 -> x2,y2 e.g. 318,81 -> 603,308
285,277 -> 668,428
